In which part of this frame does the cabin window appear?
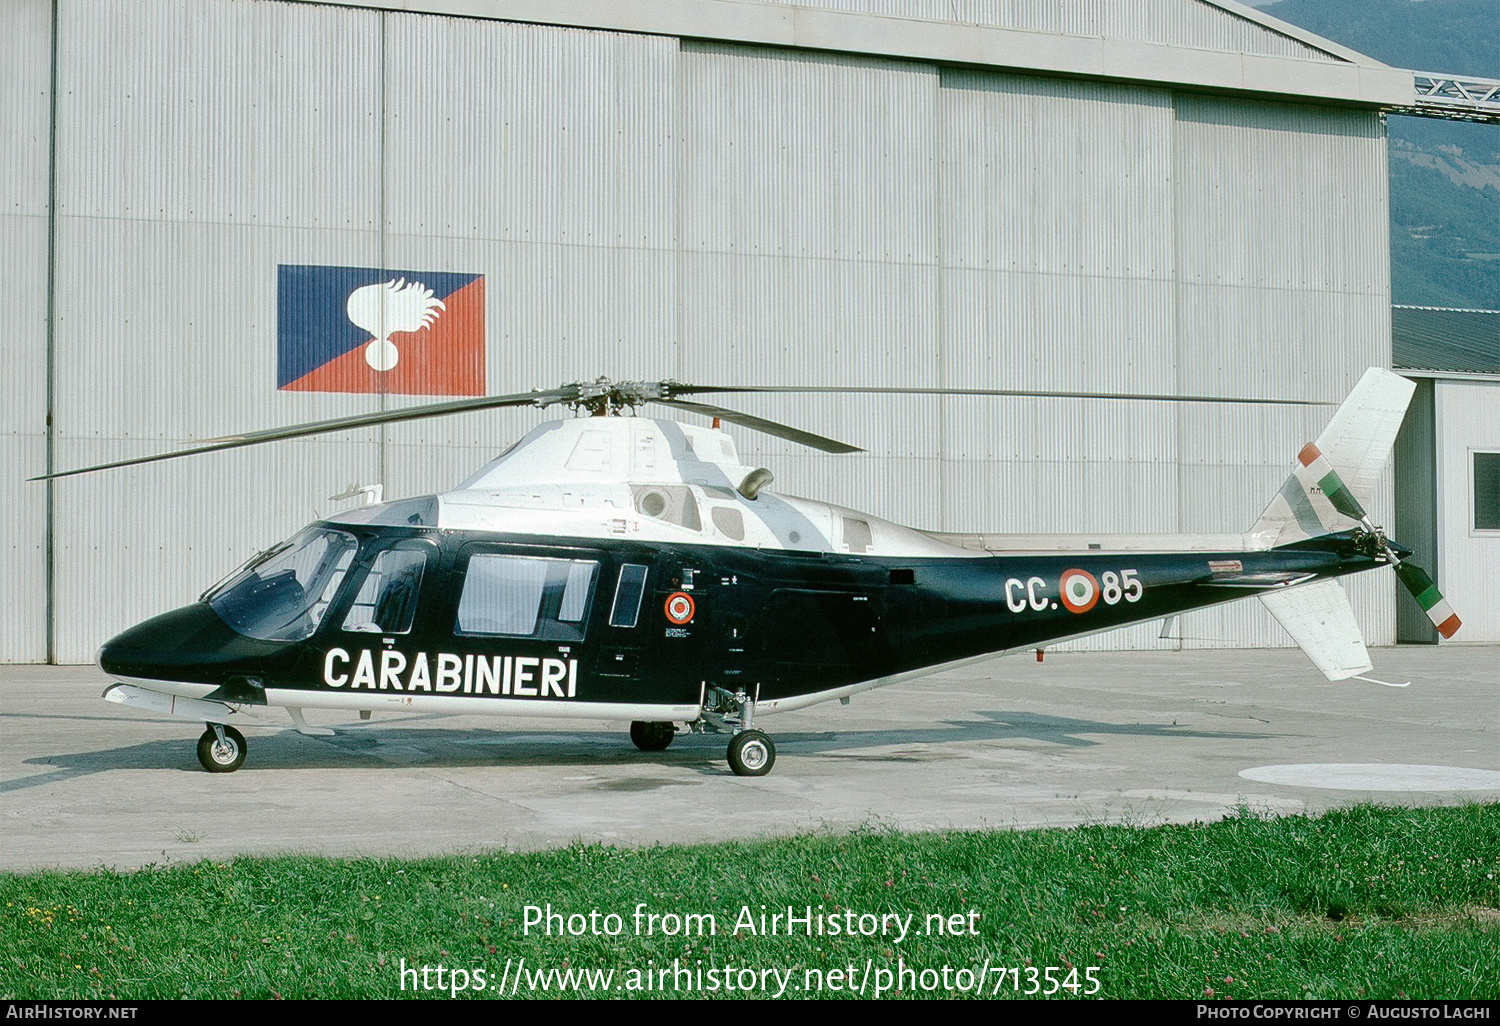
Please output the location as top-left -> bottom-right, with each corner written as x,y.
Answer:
343,546 -> 428,634
457,555 -> 599,641
558,560 -> 595,622
208,526 -> 358,642
1476,452 -> 1500,531
609,564 -> 650,628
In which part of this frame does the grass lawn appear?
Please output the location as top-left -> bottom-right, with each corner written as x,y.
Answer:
2,803 -> 1496,999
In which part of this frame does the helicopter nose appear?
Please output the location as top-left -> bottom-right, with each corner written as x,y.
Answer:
97,603 -> 263,682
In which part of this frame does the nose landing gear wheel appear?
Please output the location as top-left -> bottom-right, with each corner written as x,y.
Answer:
630,721 -> 677,752
197,725 -> 246,773
727,730 -> 775,777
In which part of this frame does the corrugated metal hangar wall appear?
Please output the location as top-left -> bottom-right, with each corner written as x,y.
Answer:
3,0 -> 1398,663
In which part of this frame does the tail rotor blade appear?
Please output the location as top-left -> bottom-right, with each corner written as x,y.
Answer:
1297,443 -> 1368,523
1301,438 -> 1461,640
1393,560 -> 1462,639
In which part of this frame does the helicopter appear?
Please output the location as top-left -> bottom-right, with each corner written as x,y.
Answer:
40,369 -> 1459,776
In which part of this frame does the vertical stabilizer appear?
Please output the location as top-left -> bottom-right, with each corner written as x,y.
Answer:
1250,368 -> 1415,547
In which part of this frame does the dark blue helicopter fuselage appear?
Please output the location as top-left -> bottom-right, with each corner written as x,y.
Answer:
99,524 -> 1393,713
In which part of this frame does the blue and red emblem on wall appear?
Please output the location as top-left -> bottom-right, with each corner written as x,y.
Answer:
277,265 -> 486,395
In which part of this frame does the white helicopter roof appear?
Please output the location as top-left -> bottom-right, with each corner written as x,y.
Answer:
457,415 -> 750,490
328,416 -> 968,558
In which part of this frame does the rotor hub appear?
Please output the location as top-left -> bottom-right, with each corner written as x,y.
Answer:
1350,525 -> 1392,560
565,378 -> 671,417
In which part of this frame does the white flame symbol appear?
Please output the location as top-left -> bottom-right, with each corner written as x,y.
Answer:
345,278 -> 445,372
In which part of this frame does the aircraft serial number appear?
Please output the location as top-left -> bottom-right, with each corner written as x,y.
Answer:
1004,569 -> 1143,615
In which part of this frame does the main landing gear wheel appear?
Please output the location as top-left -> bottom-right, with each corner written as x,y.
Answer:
197,725 -> 246,773
727,730 -> 775,777
629,720 -> 676,752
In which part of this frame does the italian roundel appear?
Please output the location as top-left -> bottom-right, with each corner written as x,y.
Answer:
664,592 -> 695,625
1059,569 -> 1100,614
277,265 -> 486,395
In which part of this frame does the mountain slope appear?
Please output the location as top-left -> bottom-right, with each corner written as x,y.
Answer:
1261,0 -> 1499,308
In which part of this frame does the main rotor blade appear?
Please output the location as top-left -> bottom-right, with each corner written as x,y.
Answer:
651,398 -> 865,454
32,387 -> 579,481
665,384 -> 1337,406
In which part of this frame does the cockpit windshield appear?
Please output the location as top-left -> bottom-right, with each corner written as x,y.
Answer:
207,527 -> 358,642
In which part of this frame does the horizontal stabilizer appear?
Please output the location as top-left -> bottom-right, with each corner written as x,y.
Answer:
1201,571 -> 1316,589
1258,579 -> 1372,681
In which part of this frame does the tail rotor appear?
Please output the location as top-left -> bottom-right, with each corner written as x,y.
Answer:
1297,442 -> 1461,639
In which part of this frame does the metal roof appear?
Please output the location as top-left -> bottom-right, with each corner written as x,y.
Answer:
1392,306 -> 1500,376
308,0 -> 1415,108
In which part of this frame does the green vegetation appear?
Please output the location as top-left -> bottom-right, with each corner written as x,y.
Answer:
2,804 -> 1497,999
1391,156 -> 1500,309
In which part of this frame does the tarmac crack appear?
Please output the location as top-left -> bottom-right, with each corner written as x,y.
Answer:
416,769 -> 531,807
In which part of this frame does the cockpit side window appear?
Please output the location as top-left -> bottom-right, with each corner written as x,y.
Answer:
456,554 -> 599,642
342,545 -> 429,635
208,527 -> 358,642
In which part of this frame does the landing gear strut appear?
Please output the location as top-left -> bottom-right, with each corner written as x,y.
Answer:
692,686 -> 777,776
197,723 -> 246,773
